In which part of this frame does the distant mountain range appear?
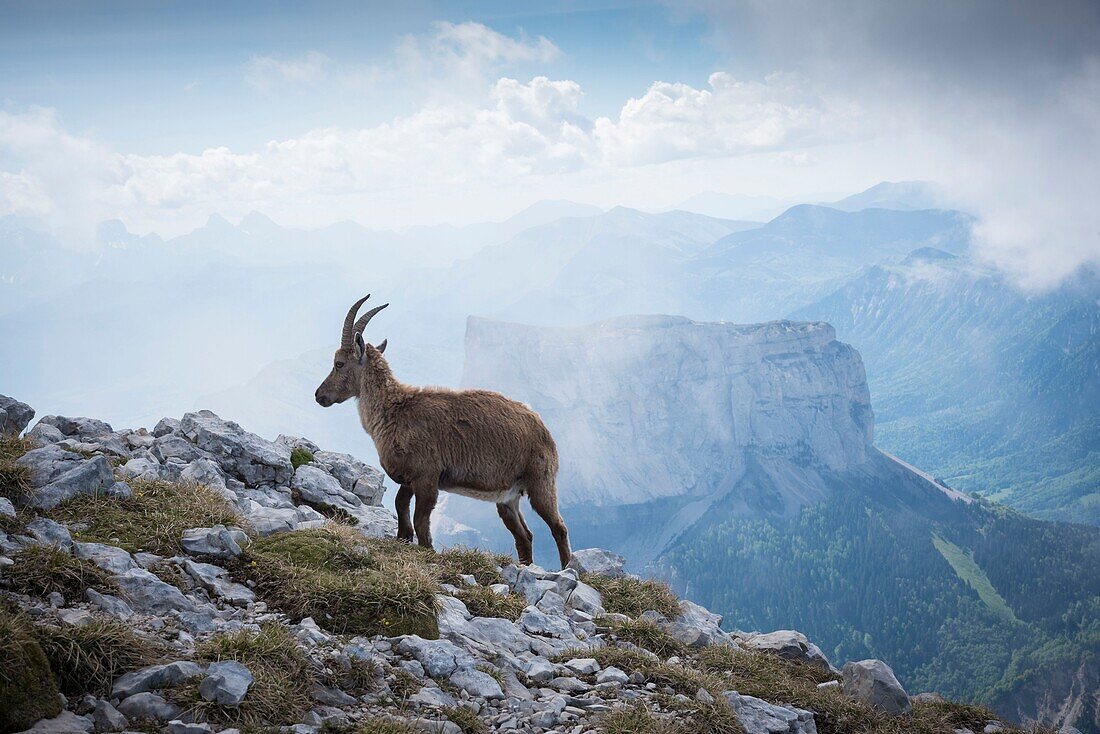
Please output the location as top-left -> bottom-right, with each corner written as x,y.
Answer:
1,180 -> 1095,531
792,249 -> 1100,525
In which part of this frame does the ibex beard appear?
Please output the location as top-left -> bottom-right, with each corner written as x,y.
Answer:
314,294 -> 572,569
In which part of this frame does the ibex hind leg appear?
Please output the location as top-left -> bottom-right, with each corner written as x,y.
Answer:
497,499 -> 533,565
395,485 -> 414,542
527,483 -> 571,570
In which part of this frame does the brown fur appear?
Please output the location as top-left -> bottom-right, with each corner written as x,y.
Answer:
315,322 -> 571,568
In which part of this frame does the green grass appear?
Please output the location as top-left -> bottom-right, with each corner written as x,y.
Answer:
170,623 -> 314,727
5,545 -> 117,602
34,618 -> 164,696
0,606 -> 62,733
581,573 -> 681,618
48,479 -> 243,555
932,534 -> 1019,623
235,529 -> 440,637
290,447 -> 314,470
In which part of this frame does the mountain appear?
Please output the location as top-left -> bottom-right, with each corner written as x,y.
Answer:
827,181 -> 951,212
791,250 -> 1100,525
676,190 -> 794,221
460,314 -> 1100,733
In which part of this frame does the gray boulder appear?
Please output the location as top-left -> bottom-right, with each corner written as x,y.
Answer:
153,417 -> 181,437
744,630 -> 834,672
724,690 -> 818,734
842,659 -> 911,715
199,661 -> 254,707
74,542 -> 139,574
152,434 -> 206,464
113,568 -> 205,615
15,710 -> 94,733
91,699 -> 129,732
448,667 -> 505,699
0,496 -> 15,518
291,465 -> 362,512
16,446 -> 127,509
180,410 -> 292,487
25,517 -> 73,550
117,457 -> 169,483
116,692 -> 181,721
179,558 -> 255,605
112,661 -> 205,698
395,636 -> 475,678
86,588 -> 136,620
180,524 -> 247,558
567,548 -> 626,577
312,450 -> 386,505
0,394 -> 34,436
38,415 -> 113,439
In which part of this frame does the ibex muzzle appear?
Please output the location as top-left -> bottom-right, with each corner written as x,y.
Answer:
314,294 -> 572,569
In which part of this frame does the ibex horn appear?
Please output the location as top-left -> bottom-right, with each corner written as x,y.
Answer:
342,294 -> 372,347
353,302 -> 389,337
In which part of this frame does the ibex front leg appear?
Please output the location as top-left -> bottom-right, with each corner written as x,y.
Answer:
413,486 -> 438,550
395,485 -> 414,542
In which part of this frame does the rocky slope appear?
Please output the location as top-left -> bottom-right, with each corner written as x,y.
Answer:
0,395 -> 1045,734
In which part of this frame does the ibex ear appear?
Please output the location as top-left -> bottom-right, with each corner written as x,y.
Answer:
354,332 -> 366,364
376,339 -> 387,354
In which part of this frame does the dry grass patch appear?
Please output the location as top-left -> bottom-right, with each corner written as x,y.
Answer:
48,478 -> 241,555
0,606 -> 62,733
0,435 -> 34,504
322,719 -> 420,734
454,585 -> 527,620
599,701 -> 743,734
5,545 -> 117,602
35,617 -> 165,696
445,706 -> 488,734
604,617 -> 687,659
437,545 -> 510,586
170,623 -> 313,728
237,529 -> 440,637
582,573 -> 680,618
386,666 -> 423,700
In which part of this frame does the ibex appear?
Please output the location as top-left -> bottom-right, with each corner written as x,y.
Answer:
314,295 -> 572,569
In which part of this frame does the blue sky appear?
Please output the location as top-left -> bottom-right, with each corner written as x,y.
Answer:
1,0 -> 1098,287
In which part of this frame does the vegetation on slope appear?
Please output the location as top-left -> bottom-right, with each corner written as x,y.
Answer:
660,484 -> 1100,718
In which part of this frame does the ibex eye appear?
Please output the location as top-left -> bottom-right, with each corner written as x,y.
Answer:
335,361 -> 345,368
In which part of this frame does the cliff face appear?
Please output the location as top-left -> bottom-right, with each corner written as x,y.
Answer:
462,315 -> 874,510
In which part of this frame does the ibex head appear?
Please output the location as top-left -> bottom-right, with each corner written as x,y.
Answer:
315,294 -> 388,407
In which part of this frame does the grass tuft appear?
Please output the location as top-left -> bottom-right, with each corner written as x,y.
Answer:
34,617 -> 164,696
48,478 -> 242,555
599,703 -> 682,734
605,618 -> 687,659
290,447 -> 314,470
454,585 -> 527,620
0,606 -> 62,732
236,529 -> 440,637
386,666 -> 423,701
0,435 -> 34,504
582,573 -> 680,618
445,706 -> 488,734
5,545 -> 117,602
170,623 -> 313,727
437,545 -> 508,586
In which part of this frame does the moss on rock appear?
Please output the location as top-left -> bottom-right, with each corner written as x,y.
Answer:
0,607 -> 62,734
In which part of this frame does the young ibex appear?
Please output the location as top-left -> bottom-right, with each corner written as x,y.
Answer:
314,294 -> 572,569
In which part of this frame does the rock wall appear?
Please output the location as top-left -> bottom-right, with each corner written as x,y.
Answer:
462,315 -> 874,510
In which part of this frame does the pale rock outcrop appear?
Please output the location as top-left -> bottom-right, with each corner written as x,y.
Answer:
842,659 -> 912,715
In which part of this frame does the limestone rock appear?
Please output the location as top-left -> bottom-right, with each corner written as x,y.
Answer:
745,630 -> 834,672
842,659 -> 911,716
180,410 -> 292,486
0,394 -> 34,436
199,661 -> 254,707
567,548 -> 626,578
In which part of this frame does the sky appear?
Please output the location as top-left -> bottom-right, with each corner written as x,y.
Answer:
1,0 -> 1098,287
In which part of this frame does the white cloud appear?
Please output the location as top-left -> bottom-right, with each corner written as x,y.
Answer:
244,51 -> 332,91
0,71 -> 855,238
395,21 -> 561,92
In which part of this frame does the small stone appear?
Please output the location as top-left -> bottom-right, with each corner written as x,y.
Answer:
117,692 -> 182,721
596,666 -> 628,685
842,659 -> 911,716
180,524 -> 247,558
564,658 -> 599,676
566,548 -> 626,577
166,721 -> 213,734
199,660 -> 254,707
92,699 -> 129,732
